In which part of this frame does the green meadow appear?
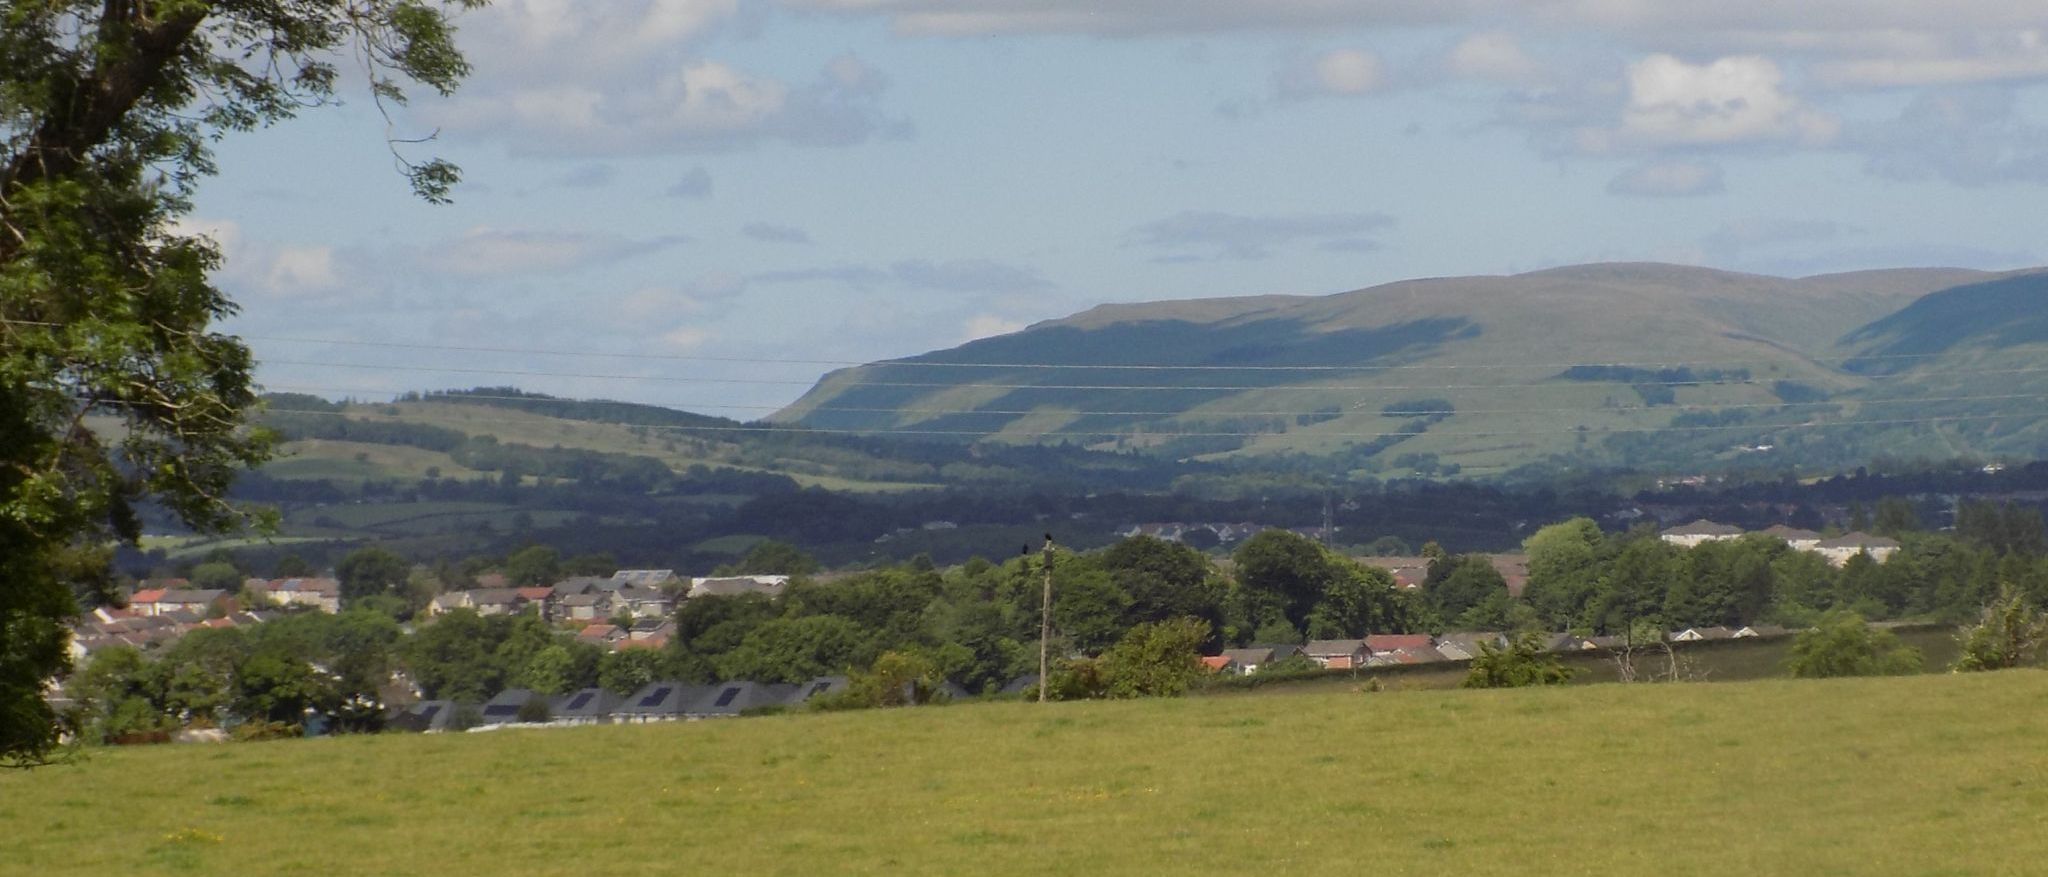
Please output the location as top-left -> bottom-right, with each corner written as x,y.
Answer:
7,671 -> 2048,876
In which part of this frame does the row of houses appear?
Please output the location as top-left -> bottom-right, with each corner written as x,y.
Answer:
1207,625 -> 1795,676
1660,520 -> 1900,565
426,571 -> 792,622
68,606 -> 285,662
390,673 -> 1044,732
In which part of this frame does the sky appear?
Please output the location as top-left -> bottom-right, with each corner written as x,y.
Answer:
193,0 -> 2048,418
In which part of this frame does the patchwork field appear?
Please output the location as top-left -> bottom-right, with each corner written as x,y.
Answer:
7,671 -> 2048,876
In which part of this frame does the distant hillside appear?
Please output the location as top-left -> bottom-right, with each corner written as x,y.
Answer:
775,263 -> 2048,476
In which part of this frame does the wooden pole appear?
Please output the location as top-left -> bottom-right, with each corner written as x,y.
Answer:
1038,534 -> 1054,703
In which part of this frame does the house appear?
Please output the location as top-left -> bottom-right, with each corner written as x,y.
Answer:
1761,525 -> 1823,551
255,577 -> 342,613
1303,639 -> 1369,670
427,591 -> 473,615
628,619 -> 674,642
687,575 -> 790,599
129,588 -> 229,618
1219,644 -> 1303,675
613,681 -> 707,723
1671,626 -> 1736,642
1733,624 -> 1791,639
559,592 -> 614,622
515,587 -> 555,617
388,700 -> 466,733
1660,520 -> 1745,547
786,676 -> 849,707
549,688 -> 623,726
1389,645 -> 1449,664
686,681 -> 798,718
1354,556 -> 1432,590
611,569 -> 677,589
1433,632 -> 1508,661
576,624 -> 627,647
466,588 -> 526,617
616,585 -> 675,619
477,688 -> 544,726
550,576 -> 610,596
1815,533 -> 1901,566
1199,655 -> 1236,674
1364,633 -> 1434,655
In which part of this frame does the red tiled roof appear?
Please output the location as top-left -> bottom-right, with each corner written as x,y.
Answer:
1199,655 -> 1232,671
1365,634 -> 1434,652
516,587 -> 554,601
130,589 -> 167,604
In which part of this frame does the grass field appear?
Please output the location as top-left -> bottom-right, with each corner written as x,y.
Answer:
7,671 -> 2048,875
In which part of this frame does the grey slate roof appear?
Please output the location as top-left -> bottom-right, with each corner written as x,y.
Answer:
550,688 -> 623,720
614,681 -> 710,719
687,681 -> 799,717
479,688 -> 542,724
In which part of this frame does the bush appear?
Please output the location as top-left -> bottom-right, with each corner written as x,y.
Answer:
1785,611 -> 1923,678
1952,586 -> 2048,672
1462,633 -> 1577,688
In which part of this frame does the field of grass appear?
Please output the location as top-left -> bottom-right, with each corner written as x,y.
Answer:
7,671 -> 2048,875
264,440 -> 485,483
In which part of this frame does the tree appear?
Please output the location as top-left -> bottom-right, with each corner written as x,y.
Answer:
1784,611 -> 1923,679
1305,565 -> 1414,639
816,651 -> 944,710
717,540 -> 818,576
598,649 -> 665,695
336,547 -> 409,603
1952,585 -> 2048,672
1462,633 -> 1578,689
0,0 -> 478,765
1232,529 -> 1333,630
715,616 -> 873,684
1098,618 -> 1209,698
503,545 -> 561,587
189,560 -> 244,592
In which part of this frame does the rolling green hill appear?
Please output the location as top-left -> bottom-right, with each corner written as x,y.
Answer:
776,263 -> 2048,476
7,671 -> 2047,876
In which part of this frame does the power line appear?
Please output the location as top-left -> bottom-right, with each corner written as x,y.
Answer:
2,317 -> 2020,372
247,403 -> 2039,441
256,383 -> 2048,420
257,357 -> 2048,392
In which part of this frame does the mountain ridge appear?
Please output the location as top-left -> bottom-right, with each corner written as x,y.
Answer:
775,262 -> 2048,476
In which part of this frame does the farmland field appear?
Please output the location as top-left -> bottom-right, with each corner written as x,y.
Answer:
6,671 -> 2047,876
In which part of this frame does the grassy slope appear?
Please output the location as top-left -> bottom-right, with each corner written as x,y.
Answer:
269,401 -> 940,493
8,671 -> 2048,876
777,263 -> 2038,471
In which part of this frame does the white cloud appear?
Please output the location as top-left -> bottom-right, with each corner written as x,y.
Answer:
1128,210 -> 1397,261
1313,49 -> 1384,95
263,246 -> 342,295
1576,54 -> 1838,152
422,228 -> 687,277
434,1 -> 905,156
1447,31 -> 1544,84
1607,159 -> 1725,196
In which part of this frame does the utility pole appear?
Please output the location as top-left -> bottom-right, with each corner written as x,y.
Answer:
1038,533 -> 1055,703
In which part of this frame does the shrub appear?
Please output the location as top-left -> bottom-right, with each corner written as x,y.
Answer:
1785,611 -> 1923,678
1462,633 -> 1577,688
1952,586 -> 2048,672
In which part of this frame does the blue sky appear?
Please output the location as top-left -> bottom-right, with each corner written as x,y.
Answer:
195,0 -> 2048,417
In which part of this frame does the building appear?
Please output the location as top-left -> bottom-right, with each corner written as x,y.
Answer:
1302,639 -> 1369,670
1814,533 -> 1901,567
1659,520 -> 1745,547
253,578 -> 342,613
688,575 -> 790,599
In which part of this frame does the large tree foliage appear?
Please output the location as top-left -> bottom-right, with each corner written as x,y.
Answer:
0,0 -> 478,765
